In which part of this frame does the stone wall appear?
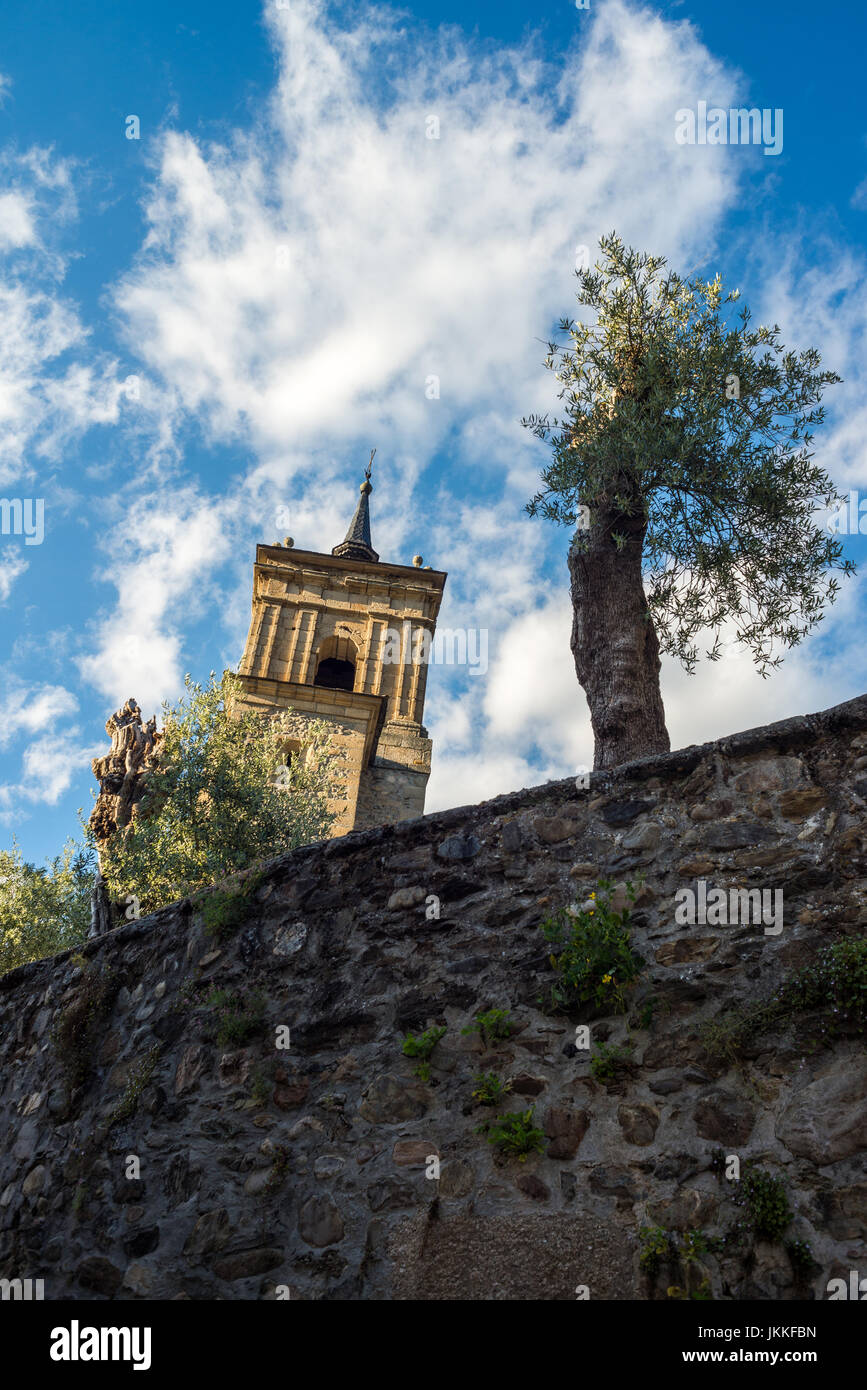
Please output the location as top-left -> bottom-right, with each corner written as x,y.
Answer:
2,695 -> 867,1301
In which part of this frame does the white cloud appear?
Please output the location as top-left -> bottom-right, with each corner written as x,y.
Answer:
0,674 -> 97,821
18,730 -> 102,806
482,594 -> 588,756
743,237 -> 867,494
0,549 -> 27,602
0,192 -> 35,250
0,148 -> 124,489
662,567 -> 867,750
428,744 -> 556,814
112,0 -> 743,466
77,489 -> 238,714
0,679 -> 78,747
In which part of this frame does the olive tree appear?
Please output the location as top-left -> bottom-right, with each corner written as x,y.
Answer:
0,839 -> 94,977
91,672 -> 338,914
523,233 -> 851,768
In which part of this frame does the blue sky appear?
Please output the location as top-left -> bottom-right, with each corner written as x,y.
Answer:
2,0 -> 866,868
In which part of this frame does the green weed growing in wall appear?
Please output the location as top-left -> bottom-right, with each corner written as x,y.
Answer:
401,1026 -> 446,1081
589,1037 -> 635,1086
461,1008 -> 514,1047
108,1044 -> 161,1128
701,936 -> 867,1061
197,879 -> 260,944
206,988 -> 266,1047
480,1107 -> 545,1161
786,1238 -> 819,1278
471,1072 -> 513,1106
638,1225 -> 674,1275
733,1165 -> 792,1241
540,879 -> 642,1015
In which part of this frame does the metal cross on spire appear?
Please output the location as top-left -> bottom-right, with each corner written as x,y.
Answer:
331,449 -> 380,563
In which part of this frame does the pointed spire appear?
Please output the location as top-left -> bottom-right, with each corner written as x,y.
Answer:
332,449 -> 380,563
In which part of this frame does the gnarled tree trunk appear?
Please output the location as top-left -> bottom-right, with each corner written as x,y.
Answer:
88,873 -> 113,939
88,698 -> 162,933
569,501 -> 670,769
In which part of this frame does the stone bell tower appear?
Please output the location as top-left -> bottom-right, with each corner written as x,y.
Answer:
234,454 -> 447,836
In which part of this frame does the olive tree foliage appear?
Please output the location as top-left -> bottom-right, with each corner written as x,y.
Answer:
523,233 -> 852,678
89,672 -> 339,914
0,839 -> 94,977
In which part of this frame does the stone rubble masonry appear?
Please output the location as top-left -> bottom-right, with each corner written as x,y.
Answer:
3,692 -> 867,1300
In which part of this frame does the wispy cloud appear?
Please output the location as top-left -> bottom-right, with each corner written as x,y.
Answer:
0,550 -> 28,602
0,146 -> 125,497
0,678 -> 78,747
13,730 -> 103,808
0,676 -> 96,824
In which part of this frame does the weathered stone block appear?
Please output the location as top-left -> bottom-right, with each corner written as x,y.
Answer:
694,1089 -> 756,1146
213,1247 -> 285,1279
601,800 -> 654,827
617,1103 -> 659,1146
75,1257 -> 123,1297
544,1106 -> 589,1159
184,1209 -> 233,1260
534,817 -> 576,844
174,1044 -> 210,1096
778,787 -> 827,819
359,1073 -> 429,1123
387,886 -> 427,910
391,1140 -> 435,1167
299,1194 -> 345,1247
622,821 -> 661,852
436,834 -> 482,861
776,1057 -> 867,1163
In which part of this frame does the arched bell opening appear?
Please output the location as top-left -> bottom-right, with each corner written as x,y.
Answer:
313,634 -> 358,692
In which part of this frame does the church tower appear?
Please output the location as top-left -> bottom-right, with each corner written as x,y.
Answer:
234,456 -> 447,836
